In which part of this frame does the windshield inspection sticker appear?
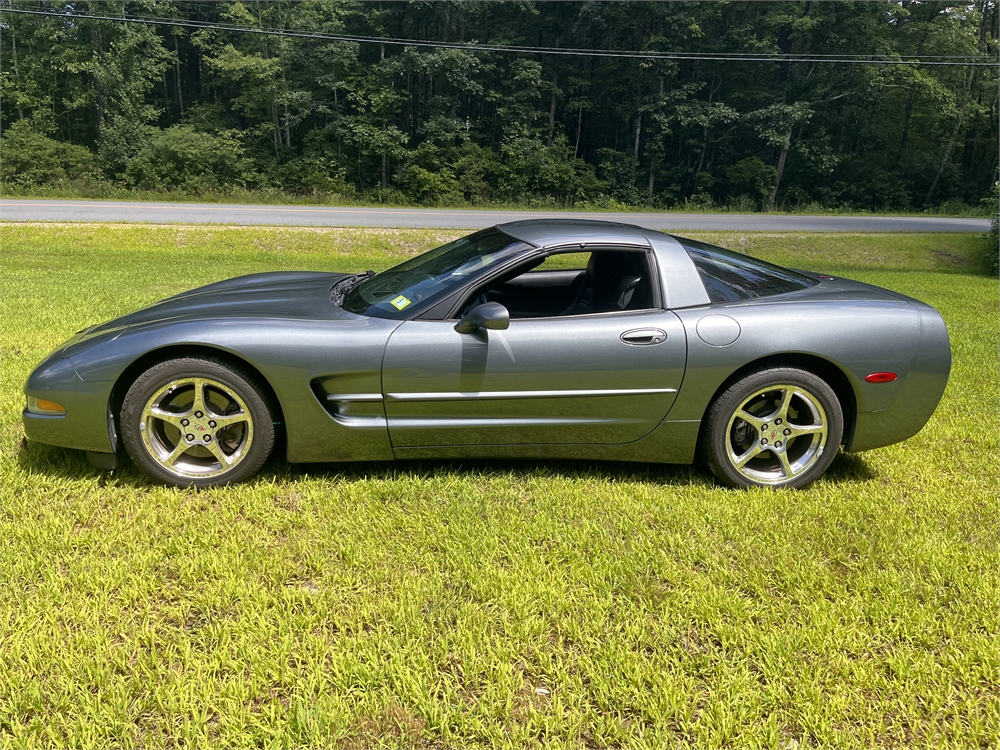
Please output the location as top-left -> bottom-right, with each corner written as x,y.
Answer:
389,295 -> 412,310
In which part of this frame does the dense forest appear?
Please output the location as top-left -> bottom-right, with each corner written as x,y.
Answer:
1,1 -> 997,211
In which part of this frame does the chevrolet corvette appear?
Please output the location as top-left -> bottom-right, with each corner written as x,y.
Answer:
23,220 -> 951,489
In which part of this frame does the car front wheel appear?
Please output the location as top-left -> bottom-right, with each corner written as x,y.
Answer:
120,357 -> 275,488
701,366 -> 843,489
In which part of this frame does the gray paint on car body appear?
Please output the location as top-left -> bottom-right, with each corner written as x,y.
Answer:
22,219 -> 951,472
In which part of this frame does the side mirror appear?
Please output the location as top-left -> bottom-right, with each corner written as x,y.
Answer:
455,302 -> 510,333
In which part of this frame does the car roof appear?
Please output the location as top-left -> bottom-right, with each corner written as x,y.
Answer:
496,219 -> 658,248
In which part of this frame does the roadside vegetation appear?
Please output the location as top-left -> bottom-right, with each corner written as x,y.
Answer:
2,2 -> 997,213
1,223 -> 997,748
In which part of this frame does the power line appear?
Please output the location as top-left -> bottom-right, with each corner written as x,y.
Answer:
1,6 -> 997,67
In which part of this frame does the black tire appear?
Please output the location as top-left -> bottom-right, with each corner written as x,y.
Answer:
120,357 -> 275,488
701,366 -> 844,489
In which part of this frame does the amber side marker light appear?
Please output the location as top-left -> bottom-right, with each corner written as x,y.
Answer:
865,372 -> 898,384
27,396 -> 66,415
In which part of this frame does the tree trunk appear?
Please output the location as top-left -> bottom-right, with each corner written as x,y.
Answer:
632,107 -> 641,182
547,39 -> 560,147
694,140 -> 707,182
895,28 -> 931,165
271,101 -> 280,159
379,40 -> 387,189
90,28 -> 106,148
895,87 -> 918,165
173,34 -> 184,115
284,102 -> 291,148
925,67 -> 974,204
574,105 -> 583,159
648,155 -> 655,200
547,74 -> 558,148
12,31 -> 24,120
768,126 -> 793,210
693,75 -> 718,184
381,121 -> 388,190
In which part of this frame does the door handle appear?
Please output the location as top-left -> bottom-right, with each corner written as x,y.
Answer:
621,328 -> 667,346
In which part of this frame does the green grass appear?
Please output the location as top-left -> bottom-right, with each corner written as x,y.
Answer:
1,224 -> 997,748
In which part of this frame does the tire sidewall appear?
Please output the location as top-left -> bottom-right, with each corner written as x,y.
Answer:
121,357 -> 275,488
704,367 -> 844,489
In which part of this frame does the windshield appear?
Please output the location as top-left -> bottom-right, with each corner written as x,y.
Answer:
342,227 -> 531,318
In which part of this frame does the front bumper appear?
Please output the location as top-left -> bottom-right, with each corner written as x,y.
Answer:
22,352 -> 117,454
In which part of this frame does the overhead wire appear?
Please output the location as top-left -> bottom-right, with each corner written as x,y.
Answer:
1,5 -> 997,66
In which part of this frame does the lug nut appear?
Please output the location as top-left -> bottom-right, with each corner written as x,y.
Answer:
180,418 -> 190,427
761,438 -> 768,445
775,441 -> 782,448
194,410 -> 204,418
776,418 -> 783,425
783,428 -> 791,436
203,435 -> 212,443
185,433 -> 194,441
208,420 -> 217,428
762,423 -> 768,430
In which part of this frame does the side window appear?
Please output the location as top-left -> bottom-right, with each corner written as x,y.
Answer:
461,248 -> 656,319
679,237 -> 818,303
531,251 -> 590,272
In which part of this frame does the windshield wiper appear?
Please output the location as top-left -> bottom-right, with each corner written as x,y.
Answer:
330,270 -> 374,306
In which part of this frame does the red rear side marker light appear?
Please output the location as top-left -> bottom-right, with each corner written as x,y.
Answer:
865,372 -> 898,383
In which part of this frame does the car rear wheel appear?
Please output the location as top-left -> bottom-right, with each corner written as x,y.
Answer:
120,357 -> 275,488
701,367 -> 843,489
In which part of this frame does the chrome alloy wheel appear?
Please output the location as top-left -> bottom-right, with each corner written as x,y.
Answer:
725,384 -> 829,485
138,377 -> 255,479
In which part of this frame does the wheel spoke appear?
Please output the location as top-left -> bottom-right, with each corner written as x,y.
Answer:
211,412 -> 248,429
789,423 -> 826,438
148,407 -> 187,428
204,438 -> 233,467
190,379 -> 209,415
775,448 -> 794,478
734,442 -> 765,468
774,387 -> 795,422
736,409 -> 766,430
162,441 -> 190,467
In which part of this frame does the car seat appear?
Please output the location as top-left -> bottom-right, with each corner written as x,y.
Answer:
570,251 -> 652,314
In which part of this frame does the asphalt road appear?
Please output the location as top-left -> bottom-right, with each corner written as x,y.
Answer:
0,198 -> 990,232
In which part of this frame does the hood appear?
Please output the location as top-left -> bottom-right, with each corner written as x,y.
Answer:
92,271 -> 355,333
60,272 -> 357,357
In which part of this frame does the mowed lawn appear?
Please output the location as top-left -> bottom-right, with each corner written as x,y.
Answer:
1,224 -> 997,749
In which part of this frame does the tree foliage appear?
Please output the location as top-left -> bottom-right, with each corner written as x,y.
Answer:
1,0 -> 997,210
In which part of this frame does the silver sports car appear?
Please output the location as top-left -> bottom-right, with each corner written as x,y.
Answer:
23,220 -> 951,489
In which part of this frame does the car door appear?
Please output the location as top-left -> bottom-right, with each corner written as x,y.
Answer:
381,247 -> 687,449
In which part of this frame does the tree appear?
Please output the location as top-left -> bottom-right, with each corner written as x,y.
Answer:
0,0 -> 995,210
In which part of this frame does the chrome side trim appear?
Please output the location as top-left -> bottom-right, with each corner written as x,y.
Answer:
331,415 -> 388,428
386,388 -> 677,402
325,393 -> 384,402
388,417 -> 643,429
